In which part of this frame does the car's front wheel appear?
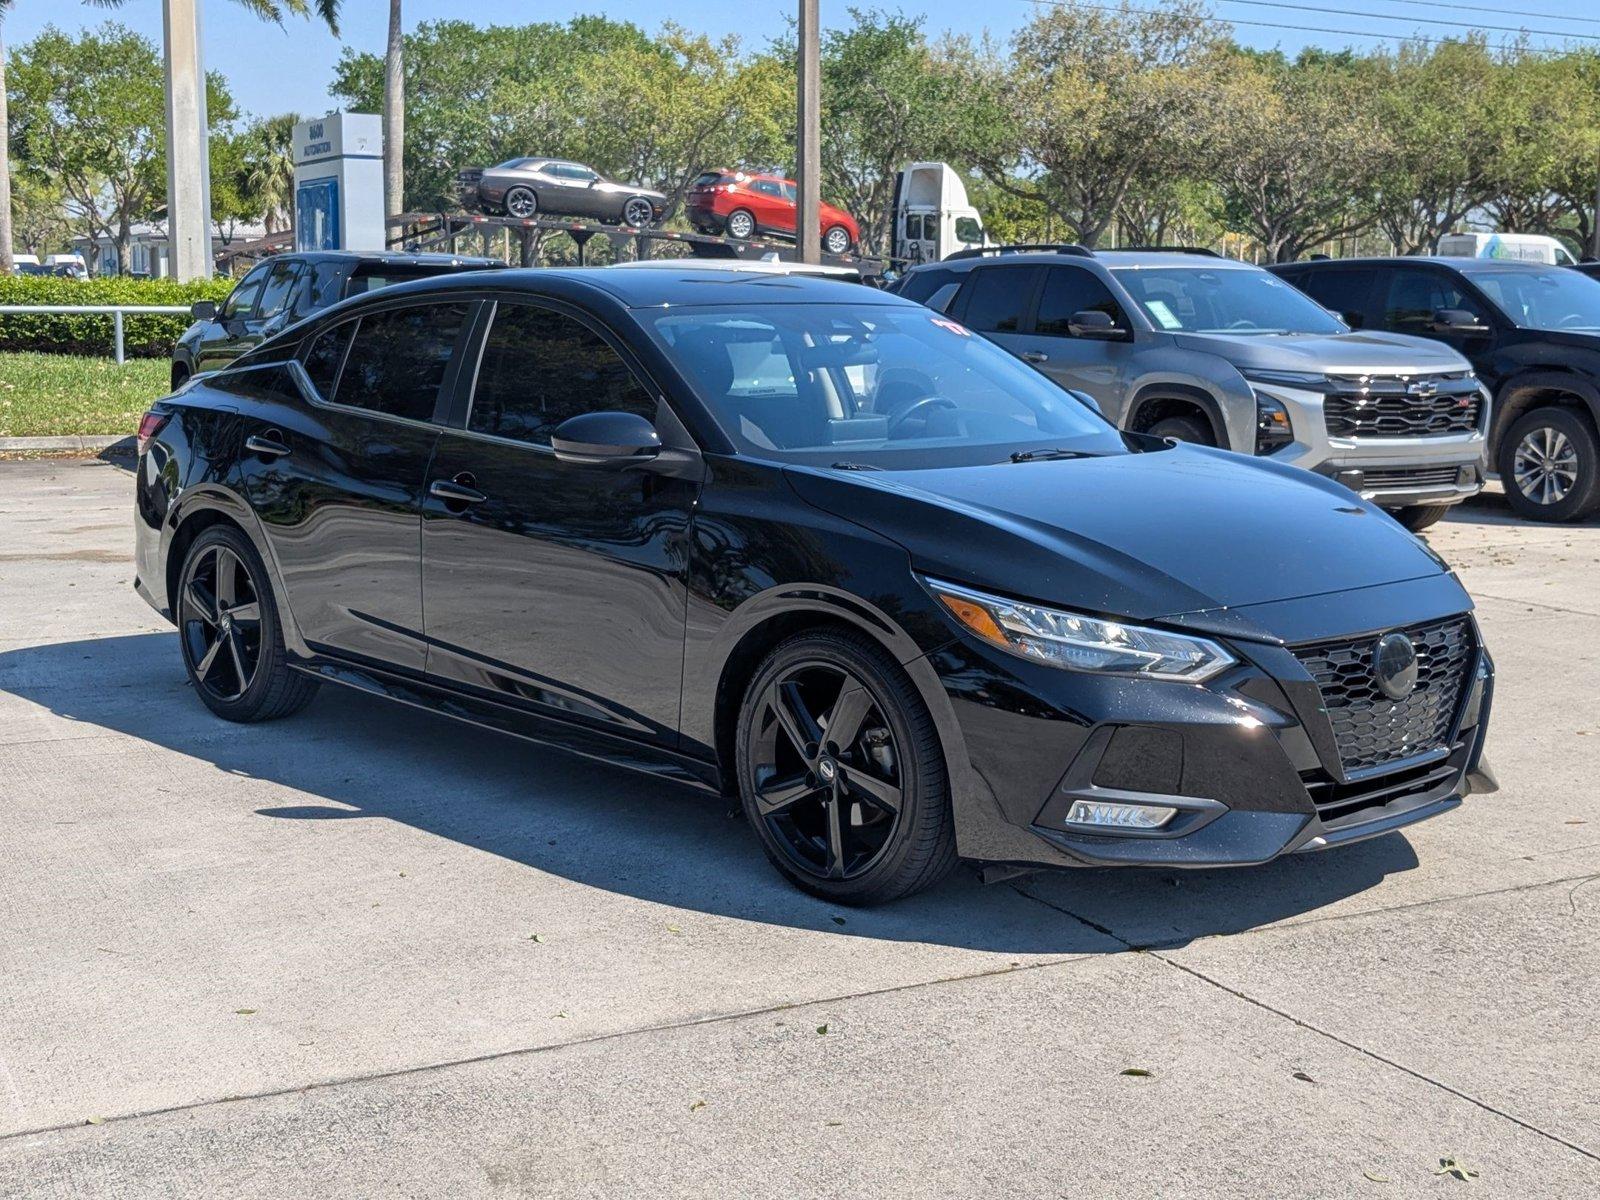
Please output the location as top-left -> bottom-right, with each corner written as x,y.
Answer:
735,629 -> 957,905
177,525 -> 318,722
1147,414 -> 1215,446
621,197 -> 655,229
1498,406 -> 1600,521
504,186 -> 538,220
1391,504 -> 1451,532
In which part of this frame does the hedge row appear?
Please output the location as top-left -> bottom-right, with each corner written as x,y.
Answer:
0,276 -> 236,358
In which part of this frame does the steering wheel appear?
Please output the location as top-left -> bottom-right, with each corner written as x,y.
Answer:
887,394 -> 958,435
1225,319 -> 1259,330
1557,312 -> 1589,329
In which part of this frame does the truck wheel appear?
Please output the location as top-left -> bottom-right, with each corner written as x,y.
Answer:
1497,406 -> 1600,521
1391,504 -> 1451,532
505,187 -> 538,220
1148,414 -> 1215,446
726,209 -> 756,240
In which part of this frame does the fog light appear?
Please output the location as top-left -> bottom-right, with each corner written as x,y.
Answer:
1064,800 -> 1177,830
1457,464 -> 1477,487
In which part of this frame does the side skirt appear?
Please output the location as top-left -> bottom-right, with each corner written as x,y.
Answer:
291,656 -> 723,796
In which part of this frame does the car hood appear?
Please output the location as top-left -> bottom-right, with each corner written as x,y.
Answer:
1173,330 -> 1471,375
785,444 -> 1455,639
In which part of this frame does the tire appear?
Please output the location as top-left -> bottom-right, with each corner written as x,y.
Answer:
725,208 -> 757,240
621,196 -> 655,230
735,629 -> 957,905
1147,414 -> 1215,446
176,524 -> 318,723
1391,504 -> 1451,532
1497,406 -> 1600,522
823,225 -> 854,256
504,186 -> 538,220
171,363 -> 190,391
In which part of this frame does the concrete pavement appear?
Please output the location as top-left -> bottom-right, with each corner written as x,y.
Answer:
0,458 -> 1595,1197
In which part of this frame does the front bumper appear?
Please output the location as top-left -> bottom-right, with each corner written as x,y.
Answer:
929,588 -> 1495,871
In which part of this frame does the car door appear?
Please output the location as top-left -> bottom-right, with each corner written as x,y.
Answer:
751,179 -> 794,236
1010,265 -> 1137,419
543,163 -> 597,218
196,262 -> 271,374
950,265 -> 1045,355
1376,265 -> 1497,358
236,300 -> 476,673
419,297 -> 700,749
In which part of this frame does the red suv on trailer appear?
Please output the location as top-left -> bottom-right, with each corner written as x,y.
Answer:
686,170 -> 861,256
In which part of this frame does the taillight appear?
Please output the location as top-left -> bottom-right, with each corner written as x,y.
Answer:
136,411 -> 169,455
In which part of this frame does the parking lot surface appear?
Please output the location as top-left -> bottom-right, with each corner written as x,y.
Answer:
1,456 -> 1596,1198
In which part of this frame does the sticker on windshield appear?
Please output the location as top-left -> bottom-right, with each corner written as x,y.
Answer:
1144,300 -> 1183,330
929,316 -> 971,337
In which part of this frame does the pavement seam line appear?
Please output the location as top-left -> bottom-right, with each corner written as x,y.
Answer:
1011,884 -> 1600,1165
1468,590 -> 1600,620
0,939 -> 1115,1145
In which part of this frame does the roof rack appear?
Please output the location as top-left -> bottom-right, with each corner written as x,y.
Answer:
944,243 -> 1094,261
1106,245 -> 1221,257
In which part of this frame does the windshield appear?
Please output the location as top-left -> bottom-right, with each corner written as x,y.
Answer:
645,303 -> 1123,468
1470,268 -> 1600,332
1111,266 -> 1346,335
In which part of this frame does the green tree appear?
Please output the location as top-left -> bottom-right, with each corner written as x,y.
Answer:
238,113 -> 303,234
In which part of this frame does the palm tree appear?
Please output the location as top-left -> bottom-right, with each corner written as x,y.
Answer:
0,0 -> 339,276
243,112 -> 302,233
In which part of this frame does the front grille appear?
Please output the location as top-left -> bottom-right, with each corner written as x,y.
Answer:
1302,751 -> 1461,827
1291,616 -> 1475,774
1359,465 -> 1462,491
1325,376 -> 1482,439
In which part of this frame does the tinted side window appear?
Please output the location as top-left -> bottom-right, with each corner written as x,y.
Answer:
896,267 -> 957,305
223,264 -> 270,320
302,320 -> 356,401
208,363 -> 306,405
958,266 -> 1041,333
296,261 -> 347,317
1289,268 -> 1378,328
1035,266 -> 1126,335
256,260 -> 301,320
1381,268 -> 1484,334
336,304 -> 470,422
468,303 -> 655,446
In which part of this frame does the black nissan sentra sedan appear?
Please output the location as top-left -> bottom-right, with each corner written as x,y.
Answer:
133,268 -> 1497,904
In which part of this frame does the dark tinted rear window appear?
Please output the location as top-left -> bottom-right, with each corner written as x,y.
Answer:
208,363 -> 305,405
896,267 -> 958,305
1285,267 -> 1380,328
335,304 -> 470,421
692,171 -> 732,186
958,266 -> 1041,333
302,320 -> 356,400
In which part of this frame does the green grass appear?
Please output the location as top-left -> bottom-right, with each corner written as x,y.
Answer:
0,352 -> 170,439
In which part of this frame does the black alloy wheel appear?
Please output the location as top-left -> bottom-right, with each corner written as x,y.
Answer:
505,186 -> 538,220
622,197 -> 655,229
177,526 -> 319,722
736,630 -> 956,904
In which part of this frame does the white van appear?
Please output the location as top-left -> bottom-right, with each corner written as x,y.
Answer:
1436,231 -> 1577,266
891,163 -> 989,264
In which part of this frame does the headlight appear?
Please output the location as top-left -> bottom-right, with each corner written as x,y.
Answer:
1240,369 -> 1330,389
923,578 -> 1235,682
1254,393 -> 1293,454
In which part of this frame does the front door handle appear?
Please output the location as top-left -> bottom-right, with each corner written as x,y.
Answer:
244,431 -> 290,458
429,474 -> 487,506
1020,350 -> 1049,364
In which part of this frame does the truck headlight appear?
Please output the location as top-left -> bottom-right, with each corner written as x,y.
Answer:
923,578 -> 1235,682
1254,394 -> 1294,454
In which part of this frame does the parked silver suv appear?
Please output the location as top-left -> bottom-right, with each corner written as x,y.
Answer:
893,247 -> 1489,530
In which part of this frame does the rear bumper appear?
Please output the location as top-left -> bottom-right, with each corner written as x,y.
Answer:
928,588 -> 1494,872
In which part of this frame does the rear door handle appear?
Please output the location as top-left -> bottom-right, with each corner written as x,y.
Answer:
429,474 -> 487,506
1020,351 -> 1049,364
244,432 -> 290,458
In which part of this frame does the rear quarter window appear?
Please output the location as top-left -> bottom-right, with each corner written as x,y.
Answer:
895,268 -> 958,305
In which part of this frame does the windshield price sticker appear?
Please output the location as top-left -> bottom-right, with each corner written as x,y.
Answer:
1144,300 -> 1184,330
930,317 -> 972,337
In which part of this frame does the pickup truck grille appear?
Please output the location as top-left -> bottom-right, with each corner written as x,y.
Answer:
1325,375 -> 1482,438
1291,616 -> 1475,775
1359,465 -> 1462,490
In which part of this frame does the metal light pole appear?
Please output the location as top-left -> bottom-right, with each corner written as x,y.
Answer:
162,0 -> 211,279
796,0 -> 821,264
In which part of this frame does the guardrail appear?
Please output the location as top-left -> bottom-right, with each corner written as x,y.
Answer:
0,304 -> 191,364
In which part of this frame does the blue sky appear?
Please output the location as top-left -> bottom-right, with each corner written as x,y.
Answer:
9,0 -> 1600,122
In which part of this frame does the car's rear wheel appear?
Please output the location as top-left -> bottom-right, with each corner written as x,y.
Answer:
1147,414 -> 1215,446
725,209 -> 757,240
171,363 -> 190,390
505,186 -> 538,220
735,630 -> 957,905
823,225 -> 853,256
1391,504 -> 1451,532
1498,406 -> 1600,521
621,197 -> 655,229
177,525 -> 318,722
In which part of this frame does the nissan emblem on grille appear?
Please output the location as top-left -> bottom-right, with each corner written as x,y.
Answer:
1373,632 -> 1418,700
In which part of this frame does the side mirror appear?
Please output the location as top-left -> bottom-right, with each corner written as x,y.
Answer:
1068,388 -> 1103,415
1430,308 -> 1489,335
1067,309 -> 1126,340
550,410 -> 662,467
191,300 -> 217,322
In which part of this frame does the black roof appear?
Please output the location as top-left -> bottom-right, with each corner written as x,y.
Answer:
1271,255 -> 1561,275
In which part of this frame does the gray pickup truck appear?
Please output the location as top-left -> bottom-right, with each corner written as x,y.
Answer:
893,247 -> 1489,530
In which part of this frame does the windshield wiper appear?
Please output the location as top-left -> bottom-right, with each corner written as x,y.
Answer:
830,461 -> 882,471
1007,448 -> 1101,463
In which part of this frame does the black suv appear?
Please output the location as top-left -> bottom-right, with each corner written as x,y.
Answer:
172,250 -> 502,389
1272,256 -> 1600,521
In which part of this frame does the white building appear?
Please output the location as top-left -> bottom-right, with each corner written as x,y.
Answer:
71,220 -> 268,278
